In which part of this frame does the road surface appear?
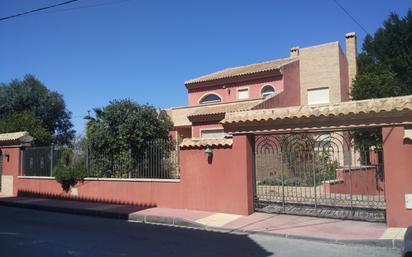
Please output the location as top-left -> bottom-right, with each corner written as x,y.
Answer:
0,206 -> 400,257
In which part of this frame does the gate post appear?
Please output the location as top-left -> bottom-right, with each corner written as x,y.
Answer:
251,134 -> 257,210
0,146 -> 23,196
232,133 -> 255,215
0,132 -> 33,196
382,126 -> 412,227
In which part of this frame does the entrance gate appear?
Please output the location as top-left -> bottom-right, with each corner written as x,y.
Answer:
253,131 -> 386,222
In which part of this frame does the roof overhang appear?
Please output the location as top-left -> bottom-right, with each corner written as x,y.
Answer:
221,96 -> 412,134
180,138 -> 233,149
0,131 -> 33,147
188,113 -> 226,123
185,69 -> 282,90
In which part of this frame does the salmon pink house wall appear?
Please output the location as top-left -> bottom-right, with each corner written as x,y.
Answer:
382,126 -> 412,227
281,60 -> 301,107
252,61 -> 300,110
187,76 -> 284,105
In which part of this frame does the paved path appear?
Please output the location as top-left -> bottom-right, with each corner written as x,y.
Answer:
0,196 -> 403,246
0,206 -> 401,257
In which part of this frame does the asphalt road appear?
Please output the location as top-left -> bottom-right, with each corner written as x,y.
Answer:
0,206 -> 401,257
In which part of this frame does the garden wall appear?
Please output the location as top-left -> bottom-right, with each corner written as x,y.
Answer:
323,167 -> 384,196
2,134 -> 254,216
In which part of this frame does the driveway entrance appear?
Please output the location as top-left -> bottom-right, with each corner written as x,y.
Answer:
253,131 -> 386,222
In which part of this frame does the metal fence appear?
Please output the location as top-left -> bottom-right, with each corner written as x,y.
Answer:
87,139 -> 180,179
21,146 -> 61,177
21,139 -> 180,179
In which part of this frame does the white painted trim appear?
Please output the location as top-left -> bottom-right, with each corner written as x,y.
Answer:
17,176 -> 181,183
18,176 -> 56,180
84,178 -> 181,183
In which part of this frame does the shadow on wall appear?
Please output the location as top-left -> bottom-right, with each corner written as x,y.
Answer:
17,190 -> 157,208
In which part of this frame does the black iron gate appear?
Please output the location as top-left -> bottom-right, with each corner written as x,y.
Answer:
253,132 -> 386,222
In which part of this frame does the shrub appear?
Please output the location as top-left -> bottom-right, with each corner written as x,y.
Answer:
53,149 -> 87,192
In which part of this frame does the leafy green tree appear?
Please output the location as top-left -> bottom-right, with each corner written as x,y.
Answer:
0,112 -> 53,146
351,10 -> 412,149
352,10 -> 412,100
0,74 -> 75,145
85,99 -> 173,177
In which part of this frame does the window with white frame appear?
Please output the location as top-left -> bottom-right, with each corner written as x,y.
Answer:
201,129 -> 228,139
307,87 -> 330,105
237,88 -> 249,100
261,85 -> 275,97
200,94 -> 222,104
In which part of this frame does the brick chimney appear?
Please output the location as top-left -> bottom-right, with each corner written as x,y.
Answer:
345,32 -> 357,92
290,46 -> 299,58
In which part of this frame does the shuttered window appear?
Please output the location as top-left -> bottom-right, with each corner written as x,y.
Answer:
307,88 -> 330,105
201,129 -> 227,139
237,88 -> 249,100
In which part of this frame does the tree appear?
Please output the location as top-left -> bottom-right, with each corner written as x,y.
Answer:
0,74 -> 75,145
351,10 -> 412,149
352,9 -> 412,100
86,99 -> 173,152
85,99 -> 173,177
0,112 -> 53,146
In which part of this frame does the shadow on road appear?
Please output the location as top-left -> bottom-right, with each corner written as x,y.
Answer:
0,205 -> 273,257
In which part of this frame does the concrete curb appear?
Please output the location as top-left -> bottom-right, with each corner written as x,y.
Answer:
0,199 -> 205,230
0,199 -> 401,249
203,226 -> 403,249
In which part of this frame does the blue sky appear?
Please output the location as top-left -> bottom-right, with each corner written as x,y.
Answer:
0,0 -> 410,134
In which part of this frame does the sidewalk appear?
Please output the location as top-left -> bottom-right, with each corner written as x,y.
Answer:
0,195 -> 404,249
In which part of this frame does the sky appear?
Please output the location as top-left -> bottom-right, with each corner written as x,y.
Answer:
0,0 -> 410,134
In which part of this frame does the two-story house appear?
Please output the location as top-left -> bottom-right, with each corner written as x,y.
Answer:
167,33 -> 357,142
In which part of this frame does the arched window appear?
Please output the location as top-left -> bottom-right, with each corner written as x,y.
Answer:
261,85 -> 275,97
200,94 -> 222,104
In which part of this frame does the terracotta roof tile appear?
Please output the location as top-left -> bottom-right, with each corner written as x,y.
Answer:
167,99 -> 263,126
222,96 -> 412,124
185,57 -> 296,85
0,131 -> 33,143
179,138 -> 233,148
188,99 -> 262,118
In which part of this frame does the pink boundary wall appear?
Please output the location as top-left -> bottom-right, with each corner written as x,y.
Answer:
4,127 -> 412,226
382,126 -> 412,227
323,167 -> 384,196
3,134 -> 254,216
